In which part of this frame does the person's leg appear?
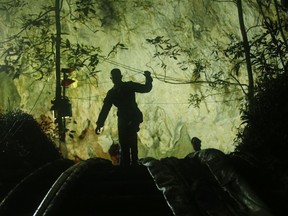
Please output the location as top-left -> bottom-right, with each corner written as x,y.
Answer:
130,131 -> 138,165
118,126 -> 130,166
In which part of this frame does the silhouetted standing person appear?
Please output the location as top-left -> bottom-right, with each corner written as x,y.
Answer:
95,68 -> 153,166
191,137 -> 201,151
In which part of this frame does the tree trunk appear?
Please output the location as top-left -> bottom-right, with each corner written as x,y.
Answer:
236,0 -> 254,110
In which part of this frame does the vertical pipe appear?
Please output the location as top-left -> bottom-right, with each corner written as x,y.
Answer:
55,0 -> 65,141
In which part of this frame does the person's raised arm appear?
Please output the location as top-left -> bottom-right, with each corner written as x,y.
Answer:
131,71 -> 153,93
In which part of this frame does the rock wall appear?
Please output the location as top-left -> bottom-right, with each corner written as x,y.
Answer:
0,0 -> 260,160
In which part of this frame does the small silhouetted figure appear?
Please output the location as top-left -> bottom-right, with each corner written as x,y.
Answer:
95,68 -> 153,166
191,137 -> 201,151
108,143 -> 120,165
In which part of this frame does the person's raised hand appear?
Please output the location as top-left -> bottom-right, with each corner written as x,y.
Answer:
144,71 -> 151,77
95,126 -> 103,135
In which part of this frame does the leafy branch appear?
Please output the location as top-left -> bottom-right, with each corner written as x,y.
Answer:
146,35 -> 246,107
0,0 -> 104,81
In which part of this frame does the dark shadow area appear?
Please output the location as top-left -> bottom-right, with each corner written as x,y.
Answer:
143,149 -> 275,216
0,159 -> 74,216
33,158 -> 173,216
140,72 -> 288,216
0,111 -> 62,201
0,111 -> 173,216
0,72 -> 287,216
231,72 -> 288,216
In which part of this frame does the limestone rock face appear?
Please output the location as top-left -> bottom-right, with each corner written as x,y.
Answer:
0,0 -> 259,160
0,73 -> 21,111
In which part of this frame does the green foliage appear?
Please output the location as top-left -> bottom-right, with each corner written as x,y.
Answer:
146,36 -> 243,107
74,0 -> 97,22
233,0 -> 288,169
0,0 -> 27,14
0,0 -> 103,80
188,93 -> 203,108
1,3 -> 55,79
62,39 -> 101,72
225,1 -> 288,82
224,34 -> 245,77
107,42 -> 128,58
146,36 -> 181,72
146,36 -> 209,79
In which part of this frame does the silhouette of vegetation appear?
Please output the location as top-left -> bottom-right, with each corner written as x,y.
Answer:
0,0 -> 129,140
146,36 -> 243,108
230,1 -> 288,212
229,0 -> 288,163
233,0 -> 288,156
225,0 -> 288,107
147,1 -> 288,109
0,0 -> 123,82
0,110 -> 61,200
0,110 -> 61,164
235,72 -> 288,165
231,72 -> 288,215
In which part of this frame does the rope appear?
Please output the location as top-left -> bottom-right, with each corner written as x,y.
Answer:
98,56 -> 196,84
29,80 -> 48,114
98,56 -> 244,86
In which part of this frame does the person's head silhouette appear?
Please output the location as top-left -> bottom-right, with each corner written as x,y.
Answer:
191,137 -> 201,151
110,68 -> 122,84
